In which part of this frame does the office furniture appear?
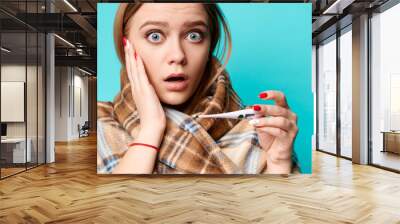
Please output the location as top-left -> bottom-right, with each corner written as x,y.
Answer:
78,121 -> 90,138
381,131 -> 400,154
0,138 -> 32,164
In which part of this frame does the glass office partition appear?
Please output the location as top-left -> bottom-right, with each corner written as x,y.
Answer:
317,35 -> 337,155
0,0 -> 46,179
1,24 -> 28,178
27,31 -> 38,169
26,0 -> 45,169
38,31 -> 45,165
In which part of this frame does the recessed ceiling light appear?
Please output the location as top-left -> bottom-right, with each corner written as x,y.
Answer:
322,0 -> 354,15
63,0 -> 78,12
1,47 -> 11,53
78,67 -> 93,76
54,34 -> 75,48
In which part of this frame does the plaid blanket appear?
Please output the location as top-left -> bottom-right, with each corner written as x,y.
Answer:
97,58 -> 272,174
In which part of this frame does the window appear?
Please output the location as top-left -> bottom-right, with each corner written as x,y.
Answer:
317,35 -> 337,154
370,2 -> 400,171
339,27 -> 352,158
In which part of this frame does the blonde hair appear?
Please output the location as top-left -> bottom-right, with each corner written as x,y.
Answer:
113,3 -> 233,113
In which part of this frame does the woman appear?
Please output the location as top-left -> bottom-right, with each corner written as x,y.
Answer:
97,3 -> 298,174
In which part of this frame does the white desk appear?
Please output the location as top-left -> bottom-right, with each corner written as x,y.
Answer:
1,138 -> 31,163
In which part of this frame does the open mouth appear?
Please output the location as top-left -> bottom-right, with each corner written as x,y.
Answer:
165,76 -> 186,82
164,73 -> 189,91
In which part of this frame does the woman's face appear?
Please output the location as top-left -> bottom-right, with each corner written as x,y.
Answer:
125,3 -> 211,106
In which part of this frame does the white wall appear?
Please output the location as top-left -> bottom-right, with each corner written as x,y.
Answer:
1,65 -> 39,138
54,67 -> 89,141
72,73 -> 89,138
1,64 -> 46,164
55,67 -> 69,141
1,66 -> 26,136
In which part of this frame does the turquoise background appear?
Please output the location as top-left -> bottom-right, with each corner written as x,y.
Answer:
97,3 -> 313,173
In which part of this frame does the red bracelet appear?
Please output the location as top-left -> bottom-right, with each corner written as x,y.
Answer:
127,142 -> 159,153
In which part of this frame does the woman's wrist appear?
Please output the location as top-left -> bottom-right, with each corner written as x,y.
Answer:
137,127 -> 165,147
265,154 -> 292,174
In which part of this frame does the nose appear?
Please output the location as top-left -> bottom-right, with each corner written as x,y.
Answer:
167,37 -> 187,66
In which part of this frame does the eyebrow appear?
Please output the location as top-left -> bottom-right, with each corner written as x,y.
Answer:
139,20 -> 209,30
183,21 -> 209,29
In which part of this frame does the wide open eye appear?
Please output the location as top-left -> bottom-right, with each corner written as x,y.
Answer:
146,31 -> 163,43
186,31 -> 203,43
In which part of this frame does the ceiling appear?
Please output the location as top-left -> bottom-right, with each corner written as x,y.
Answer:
1,0 -> 396,75
0,0 -> 97,75
311,0 -> 391,44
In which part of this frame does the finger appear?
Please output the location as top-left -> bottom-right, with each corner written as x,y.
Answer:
255,126 -> 288,138
253,104 -> 295,120
126,39 -> 140,89
249,116 -> 294,132
123,37 -> 133,84
259,90 -> 288,108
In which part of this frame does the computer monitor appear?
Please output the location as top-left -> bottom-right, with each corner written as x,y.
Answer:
1,123 -> 7,137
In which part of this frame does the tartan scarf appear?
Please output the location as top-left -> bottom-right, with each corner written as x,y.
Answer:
97,58 -> 268,174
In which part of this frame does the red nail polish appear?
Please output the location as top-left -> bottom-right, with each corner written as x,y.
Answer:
259,92 -> 268,99
134,51 -> 137,60
253,105 -> 261,111
122,37 -> 127,47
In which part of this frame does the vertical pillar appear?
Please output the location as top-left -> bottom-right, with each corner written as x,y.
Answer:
46,0 -> 55,163
352,14 -> 369,164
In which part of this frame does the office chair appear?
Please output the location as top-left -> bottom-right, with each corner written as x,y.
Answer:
79,121 -> 90,138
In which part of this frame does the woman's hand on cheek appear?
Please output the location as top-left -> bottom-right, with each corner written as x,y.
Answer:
249,90 -> 298,174
123,37 -> 166,146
